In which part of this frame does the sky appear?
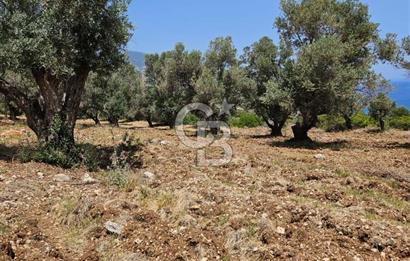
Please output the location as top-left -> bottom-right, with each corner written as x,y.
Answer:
127,0 -> 410,81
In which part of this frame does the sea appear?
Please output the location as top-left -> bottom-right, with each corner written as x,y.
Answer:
390,80 -> 410,109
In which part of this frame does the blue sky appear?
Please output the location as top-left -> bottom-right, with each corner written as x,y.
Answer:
127,0 -> 410,80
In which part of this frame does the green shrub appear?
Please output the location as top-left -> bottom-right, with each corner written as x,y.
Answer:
78,143 -> 100,172
110,132 -> 143,170
390,106 -> 410,118
19,145 -> 80,169
351,112 -> 371,128
389,115 -> 410,130
229,111 -> 263,128
183,113 -> 200,125
317,114 -> 346,132
18,132 -> 143,171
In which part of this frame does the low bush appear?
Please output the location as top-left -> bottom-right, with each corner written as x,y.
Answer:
19,144 -> 80,169
389,115 -> 410,130
110,132 -> 143,170
317,114 -> 347,132
18,132 -> 143,171
229,111 -> 263,128
351,112 -> 371,129
390,106 -> 410,118
183,113 -> 200,125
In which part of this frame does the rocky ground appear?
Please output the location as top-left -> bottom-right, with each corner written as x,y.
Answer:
0,119 -> 409,260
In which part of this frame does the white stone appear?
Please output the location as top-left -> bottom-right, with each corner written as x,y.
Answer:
53,174 -> 71,182
143,171 -> 156,180
82,173 -> 98,184
160,140 -> 170,146
276,226 -> 286,235
104,221 -> 123,235
314,154 -> 326,160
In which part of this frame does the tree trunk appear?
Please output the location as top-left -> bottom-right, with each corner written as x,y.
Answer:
27,67 -> 90,147
7,103 -> 19,121
291,123 -> 312,141
344,115 -> 353,130
108,116 -> 119,127
93,114 -> 101,126
264,119 -> 285,137
147,115 -> 154,128
379,119 -> 385,132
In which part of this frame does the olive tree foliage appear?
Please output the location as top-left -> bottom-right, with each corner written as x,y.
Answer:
144,43 -> 202,128
194,37 -> 256,122
403,37 -> 410,72
339,72 -> 391,130
204,37 -> 237,82
275,0 -> 382,140
241,37 -> 293,136
80,73 -> 106,125
378,34 -> 410,74
81,62 -> 141,127
0,94 -> 22,121
0,0 -> 132,146
369,93 -> 394,131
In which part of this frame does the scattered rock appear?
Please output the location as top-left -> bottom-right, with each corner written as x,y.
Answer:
143,171 -> 156,180
1,201 -> 18,208
134,238 -> 143,245
189,204 -> 201,211
150,138 -> 161,144
121,252 -> 147,261
53,174 -> 71,182
178,214 -> 197,227
37,172 -> 44,179
0,175 -> 4,182
276,226 -> 286,235
160,140 -> 170,146
314,154 -> 326,160
104,221 -> 123,235
82,173 -> 98,184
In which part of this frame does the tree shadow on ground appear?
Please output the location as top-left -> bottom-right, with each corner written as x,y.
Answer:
121,123 -> 171,131
271,139 -> 349,150
248,134 -> 275,139
0,144 -> 19,161
0,142 -> 143,170
365,128 -> 383,134
384,142 -> 410,149
78,123 -> 101,129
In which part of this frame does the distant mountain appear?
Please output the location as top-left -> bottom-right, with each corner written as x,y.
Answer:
390,80 -> 410,109
127,51 -> 145,71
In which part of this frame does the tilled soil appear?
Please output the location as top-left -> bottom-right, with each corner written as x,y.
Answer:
0,120 -> 409,260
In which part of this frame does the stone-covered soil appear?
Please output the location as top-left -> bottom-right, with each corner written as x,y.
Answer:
0,120 -> 409,260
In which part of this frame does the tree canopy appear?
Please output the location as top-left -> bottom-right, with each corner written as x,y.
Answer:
0,0 -> 132,145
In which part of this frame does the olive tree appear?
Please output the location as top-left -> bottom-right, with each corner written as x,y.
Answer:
0,0 -> 131,146
82,63 -> 141,127
369,93 -> 394,131
242,37 -> 293,136
276,0 -> 381,140
195,37 -> 256,124
144,43 -> 202,128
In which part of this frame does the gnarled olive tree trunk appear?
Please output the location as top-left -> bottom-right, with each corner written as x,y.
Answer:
0,68 -> 90,147
265,118 -> 286,137
291,115 -> 317,141
28,68 -> 90,146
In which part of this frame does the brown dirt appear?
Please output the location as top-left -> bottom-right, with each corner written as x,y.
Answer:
0,119 -> 409,260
